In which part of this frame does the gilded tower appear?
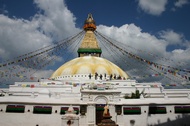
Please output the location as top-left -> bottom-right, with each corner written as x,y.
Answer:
77,14 -> 102,57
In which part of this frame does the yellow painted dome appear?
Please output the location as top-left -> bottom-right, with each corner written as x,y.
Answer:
51,56 -> 129,79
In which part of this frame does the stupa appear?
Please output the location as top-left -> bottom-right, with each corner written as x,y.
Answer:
98,105 -> 118,126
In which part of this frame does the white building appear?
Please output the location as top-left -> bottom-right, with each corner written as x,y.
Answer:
0,14 -> 190,126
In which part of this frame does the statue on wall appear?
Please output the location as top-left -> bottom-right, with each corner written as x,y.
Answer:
103,104 -> 110,116
98,104 -> 119,126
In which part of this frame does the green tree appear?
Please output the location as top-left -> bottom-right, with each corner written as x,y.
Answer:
124,89 -> 147,99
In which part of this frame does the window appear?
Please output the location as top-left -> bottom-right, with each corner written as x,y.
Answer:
33,106 -> 52,114
73,107 -> 79,115
60,107 -> 68,115
149,106 -> 166,114
175,106 -> 190,113
6,105 -> 25,113
123,107 -> 141,115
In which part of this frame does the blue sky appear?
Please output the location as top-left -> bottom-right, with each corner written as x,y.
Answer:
65,0 -> 190,37
1,0 -> 190,45
0,0 -> 190,86
1,0 -> 189,38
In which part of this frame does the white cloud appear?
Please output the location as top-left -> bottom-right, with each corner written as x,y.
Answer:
97,23 -> 190,82
0,0 -> 189,85
97,24 -> 166,57
0,0 -> 79,60
175,0 -> 189,7
33,0 -> 80,40
0,64 -> 54,84
171,48 -> 190,67
0,15 -> 52,59
138,0 -> 168,15
172,49 -> 184,54
33,69 -> 54,79
0,0 -> 79,80
172,0 -> 189,11
158,30 -> 184,45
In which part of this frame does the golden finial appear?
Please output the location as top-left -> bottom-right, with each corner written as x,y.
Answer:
83,13 -> 96,31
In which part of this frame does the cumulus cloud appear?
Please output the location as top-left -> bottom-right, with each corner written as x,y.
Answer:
172,0 -> 189,11
171,49 -> 190,63
97,24 -> 166,58
0,0 -> 79,60
0,4 -> 8,15
0,0 -> 79,81
0,15 -> 52,59
0,0 -> 189,85
97,23 -> 190,84
175,0 -> 189,7
33,0 -> 80,40
158,30 -> 184,45
32,69 -> 54,79
97,24 -> 190,62
137,0 -> 168,16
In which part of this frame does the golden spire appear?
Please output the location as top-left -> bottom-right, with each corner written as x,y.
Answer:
83,13 -> 96,31
78,14 -> 102,57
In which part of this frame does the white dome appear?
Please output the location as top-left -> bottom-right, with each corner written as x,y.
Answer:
51,56 -> 129,79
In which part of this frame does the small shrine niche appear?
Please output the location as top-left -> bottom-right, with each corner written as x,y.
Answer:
97,104 -> 119,126
61,106 -> 79,126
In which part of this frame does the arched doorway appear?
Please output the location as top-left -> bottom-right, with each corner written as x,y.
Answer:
94,96 -> 108,125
